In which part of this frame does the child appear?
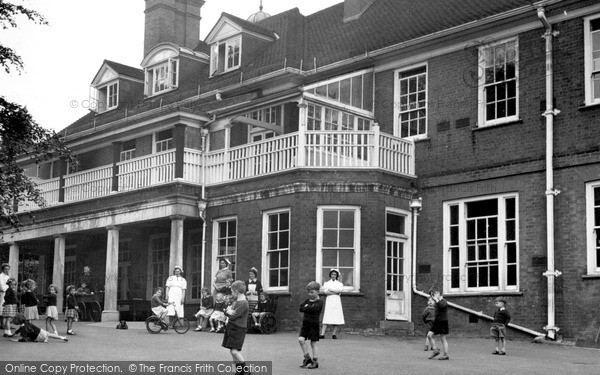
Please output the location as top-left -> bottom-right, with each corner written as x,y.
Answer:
421,297 -> 436,351
21,279 -> 39,322
490,297 -> 511,355
427,288 -> 449,360
251,292 -> 273,327
219,294 -> 235,332
116,320 -> 129,329
65,285 -> 80,335
12,313 -> 68,342
298,281 -> 323,369
151,288 -> 169,324
210,293 -> 226,332
43,284 -> 59,334
222,280 -> 250,375
2,277 -> 18,337
194,287 -> 214,331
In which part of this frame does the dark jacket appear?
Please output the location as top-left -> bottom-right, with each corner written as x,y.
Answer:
434,299 -> 448,322
15,321 -> 41,342
421,306 -> 435,323
21,291 -> 38,307
493,308 -> 511,326
299,298 -> 323,324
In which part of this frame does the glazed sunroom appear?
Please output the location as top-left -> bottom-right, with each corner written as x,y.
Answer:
19,72 -> 415,212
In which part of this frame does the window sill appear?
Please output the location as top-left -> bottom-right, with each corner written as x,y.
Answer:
146,88 -> 178,98
582,274 -> 600,280
473,118 -> 523,131
577,102 -> 600,111
443,291 -> 522,298
413,136 -> 431,144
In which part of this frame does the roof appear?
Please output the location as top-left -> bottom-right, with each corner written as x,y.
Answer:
65,0 -> 541,136
103,60 -> 144,81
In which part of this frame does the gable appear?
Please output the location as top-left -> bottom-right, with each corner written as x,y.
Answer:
92,66 -> 118,86
206,19 -> 243,44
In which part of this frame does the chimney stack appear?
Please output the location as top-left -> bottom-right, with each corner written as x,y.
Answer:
144,0 -> 205,56
343,0 -> 376,22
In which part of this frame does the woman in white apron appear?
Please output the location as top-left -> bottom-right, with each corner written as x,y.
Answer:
245,267 -> 263,309
165,266 -> 187,325
320,268 -> 345,339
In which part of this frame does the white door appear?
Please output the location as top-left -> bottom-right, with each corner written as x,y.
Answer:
385,238 -> 409,320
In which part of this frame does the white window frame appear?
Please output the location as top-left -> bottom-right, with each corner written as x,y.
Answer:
154,129 -> 174,153
477,37 -> 519,127
210,36 -> 242,76
316,205 -> 361,292
211,216 -> 238,283
586,181 -> 600,275
146,58 -> 179,96
107,82 -> 118,109
393,64 -> 428,140
443,193 -> 519,294
584,15 -> 600,106
261,208 -> 291,292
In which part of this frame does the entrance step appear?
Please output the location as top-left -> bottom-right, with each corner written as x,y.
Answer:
380,320 -> 414,335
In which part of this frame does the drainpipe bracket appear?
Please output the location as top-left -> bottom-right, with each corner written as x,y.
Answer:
541,109 -> 560,117
545,189 -> 561,196
543,325 -> 560,333
540,30 -> 560,38
542,270 -> 562,278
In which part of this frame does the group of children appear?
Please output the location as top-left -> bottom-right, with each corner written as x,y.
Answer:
2,276 -> 69,343
421,288 -> 512,360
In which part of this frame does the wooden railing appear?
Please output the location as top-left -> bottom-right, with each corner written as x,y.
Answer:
64,165 -> 112,202
20,126 -> 414,211
17,177 -> 61,211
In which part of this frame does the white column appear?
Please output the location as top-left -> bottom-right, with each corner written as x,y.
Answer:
297,100 -> 307,167
52,236 -> 66,312
223,123 -> 232,182
8,243 -> 19,279
169,216 -> 185,271
102,226 -> 120,322
371,123 -> 380,168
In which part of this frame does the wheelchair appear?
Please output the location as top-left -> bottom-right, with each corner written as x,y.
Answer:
247,295 -> 278,334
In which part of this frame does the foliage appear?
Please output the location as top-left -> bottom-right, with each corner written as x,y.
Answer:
0,2 -> 74,233
0,0 -> 48,74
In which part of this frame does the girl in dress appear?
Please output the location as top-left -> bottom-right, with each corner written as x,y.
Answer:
320,268 -> 345,339
44,284 -> 59,334
165,266 -> 187,326
21,279 -> 39,322
2,278 -> 18,337
209,293 -> 226,332
194,287 -> 214,331
65,285 -> 79,335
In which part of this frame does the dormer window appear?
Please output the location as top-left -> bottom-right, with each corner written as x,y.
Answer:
146,58 -> 179,96
210,36 -> 241,76
93,81 -> 119,113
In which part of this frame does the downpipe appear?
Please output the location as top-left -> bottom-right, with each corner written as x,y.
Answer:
538,6 -> 561,340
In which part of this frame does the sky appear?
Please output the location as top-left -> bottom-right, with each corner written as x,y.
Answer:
1,0 -> 343,132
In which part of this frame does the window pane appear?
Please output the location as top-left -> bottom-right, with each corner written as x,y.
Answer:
386,213 -> 405,234
467,199 -> 497,217
327,82 -> 339,100
269,253 -> 279,268
507,243 -> 517,263
339,211 -> 354,228
451,269 -> 459,288
450,227 -> 459,246
269,233 -> 278,250
322,249 -> 337,266
450,205 -> 459,224
489,265 -> 499,287
340,78 -> 351,105
339,249 -> 354,267
507,265 -> 517,286
351,76 -> 362,108
280,250 -> 289,267
340,268 -> 353,286
323,230 -> 337,247
269,215 -> 278,232
451,247 -> 459,266
280,269 -> 288,287
362,72 -> 373,110
506,221 -> 516,241
323,211 -> 338,228
280,213 -> 290,230
339,229 -> 354,247
280,231 -> 289,248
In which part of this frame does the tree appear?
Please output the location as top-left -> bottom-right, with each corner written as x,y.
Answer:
1,1 -> 75,233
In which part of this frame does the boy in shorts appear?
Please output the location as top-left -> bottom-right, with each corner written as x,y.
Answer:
222,280 -> 250,375
428,288 -> 450,360
298,281 -> 323,369
491,297 -> 511,355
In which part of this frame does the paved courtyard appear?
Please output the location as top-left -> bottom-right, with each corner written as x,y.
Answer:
1,321 -> 599,375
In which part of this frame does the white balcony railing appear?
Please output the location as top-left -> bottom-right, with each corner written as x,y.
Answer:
20,126 -> 414,211
64,165 -> 113,202
17,177 -> 61,211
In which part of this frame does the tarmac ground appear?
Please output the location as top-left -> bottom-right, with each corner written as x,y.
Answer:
1,320 -> 599,375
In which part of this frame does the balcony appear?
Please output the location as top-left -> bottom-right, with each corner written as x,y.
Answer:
19,125 -> 414,211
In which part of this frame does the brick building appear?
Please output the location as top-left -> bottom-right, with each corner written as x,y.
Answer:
2,0 -> 600,341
